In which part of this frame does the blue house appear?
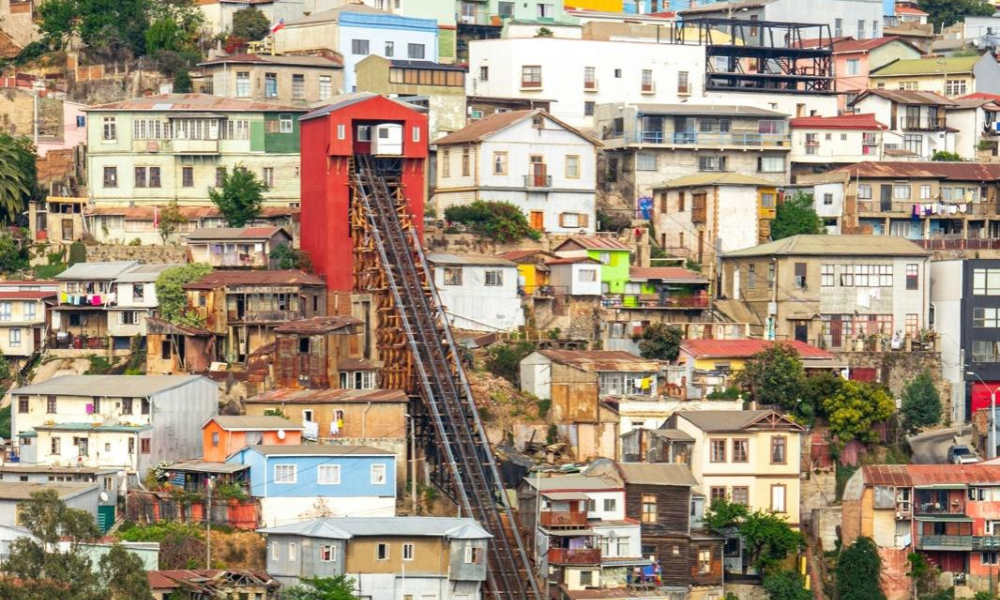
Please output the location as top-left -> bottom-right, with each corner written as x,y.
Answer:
227,445 -> 397,527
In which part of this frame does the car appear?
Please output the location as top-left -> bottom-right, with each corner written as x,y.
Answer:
948,445 -> 979,465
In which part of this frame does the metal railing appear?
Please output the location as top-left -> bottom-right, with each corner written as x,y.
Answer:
625,131 -> 790,146
857,200 -> 997,215
901,117 -> 946,131
523,175 -> 552,188
540,510 -> 588,527
548,548 -> 601,564
917,535 -> 973,550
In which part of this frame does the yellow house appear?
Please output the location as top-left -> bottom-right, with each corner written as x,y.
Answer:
867,55 -> 1000,98
563,0 -> 623,11
670,409 -> 805,526
497,249 -> 557,295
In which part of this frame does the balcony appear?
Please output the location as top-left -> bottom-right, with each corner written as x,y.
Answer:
917,535 -> 973,551
548,548 -> 601,565
164,139 -> 220,154
540,510 -> 588,528
523,174 -> 552,189
628,131 -> 790,147
901,117 -> 946,132
229,310 -> 305,323
641,82 -> 656,95
584,79 -> 599,92
456,10 -> 502,26
857,200 -> 998,215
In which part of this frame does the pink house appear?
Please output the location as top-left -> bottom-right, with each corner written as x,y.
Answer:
831,37 -> 923,113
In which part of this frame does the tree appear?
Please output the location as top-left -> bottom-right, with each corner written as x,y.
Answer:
0,135 -> 36,224
270,242 -> 313,271
635,322 -> 683,361
444,201 -> 542,243
836,537 -> 886,600
38,0 -> 150,57
231,7 -> 271,41
733,344 -> 806,412
762,570 -> 812,600
285,575 -> 360,600
173,68 -> 193,93
799,371 -> 845,425
901,370 -> 942,433
158,200 -> 189,243
704,499 -> 802,574
770,192 -> 822,240
823,381 -> 896,445
918,0 -> 994,30
907,552 -> 939,599
99,544 -> 155,600
483,341 -> 537,385
155,263 -> 212,327
0,232 -> 28,274
210,167 -> 267,227
932,150 -> 963,162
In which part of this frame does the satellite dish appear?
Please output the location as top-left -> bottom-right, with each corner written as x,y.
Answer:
99,492 -> 109,502
277,429 -> 286,440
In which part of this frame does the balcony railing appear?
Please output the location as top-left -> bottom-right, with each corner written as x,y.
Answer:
628,131 -> 790,147
917,535 -> 973,550
540,510 -> 588,528
915,502 -> 964,515
228,310 -> 305,323
584,79 -> 599,91
606,295 -> 710,309
163,139 -> 220,154
857,200 -> 997,215
901,117 -> 946,131
548,548 -> 601,565
523,174 -> 552,188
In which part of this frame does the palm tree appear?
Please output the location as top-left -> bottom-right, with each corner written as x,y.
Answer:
0,135 -> 32,224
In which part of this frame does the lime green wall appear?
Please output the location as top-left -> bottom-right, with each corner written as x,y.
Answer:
263,114 -> 301,154
587,249 -> 631,293
438,28 -> 457,62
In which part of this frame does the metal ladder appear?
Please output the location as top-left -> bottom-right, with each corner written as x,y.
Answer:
351,154 -> 540,600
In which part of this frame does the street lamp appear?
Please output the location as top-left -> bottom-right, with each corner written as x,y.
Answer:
967,370 -> 1000,459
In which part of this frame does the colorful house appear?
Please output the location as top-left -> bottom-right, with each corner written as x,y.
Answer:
201,415 -> 304,463
553,236 -> 633,295
826,36 -> 923,112
227,445 -> 397,526
620,266 -> 709,309
497,249 -> 556,296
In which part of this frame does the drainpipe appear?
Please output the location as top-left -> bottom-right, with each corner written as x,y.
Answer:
362,402 -> 372,438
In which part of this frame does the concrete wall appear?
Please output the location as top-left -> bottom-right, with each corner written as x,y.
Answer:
84,244 -> 189,265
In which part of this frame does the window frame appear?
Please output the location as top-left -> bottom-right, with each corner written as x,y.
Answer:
771,436 -> 787,465
318,464 -> 341,485
274,463 -> 298,484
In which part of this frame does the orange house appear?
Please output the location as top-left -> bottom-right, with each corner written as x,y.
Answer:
202,415 -> 304,463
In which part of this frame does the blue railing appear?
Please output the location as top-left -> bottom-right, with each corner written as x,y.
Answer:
627,131 -> 790,146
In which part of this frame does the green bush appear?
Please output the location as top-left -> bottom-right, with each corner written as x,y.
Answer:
444,201 -> 541,243
483,341 -> 537,385
68,241 -> 86,266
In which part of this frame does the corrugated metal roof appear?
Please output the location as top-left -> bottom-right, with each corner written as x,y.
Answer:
789,113 -> 888,130
54,261 -> 139,281
207,415 -> 303,431
722,234 -> 930,258
273,316 -> 362,334
241,444 -> 394,456
434,109 -> 599,147
853,89 -> 955,106
863,464 -> 1000,487
497,249 -> 555,262
198,53 -> 343,68
681,339 -> 833,359
302,92 -> 427,122
33,423 -> 153,433
426,253 -> 517,267
183,270 -> 324,289
114,264 -> 176,283
246,388 -> 408,404
650,428 -> 695,441
166,461 -> 250,474
832,36 -> 918,54
656,172 -> 774,189
12,375 -> 210,397
618,463 -> 698,487
542,491 -> 591,500
0,290 -> 56,300
0,482 -> 98,501
85,93 -> 306,113
554,236 -> 632,252
522,475 -> 622,492
545,257 -> 601,265
258,517 -> 491,540
634,103 -> 785,117
629,267 -> 707,284
871,55 -> 979,77
830,161 -> 1000,181
186,227 -> 287,241
537,350 -> 661,372
677,410 -> 803,432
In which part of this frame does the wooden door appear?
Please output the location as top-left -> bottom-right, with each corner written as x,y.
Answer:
529,211 -> 544,231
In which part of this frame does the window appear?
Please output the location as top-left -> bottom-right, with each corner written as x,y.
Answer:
318,465 -> 341,484
134,166 -> 147,188
320,545 -> 336,562
537,2 -> 552,18
731,487 -> 749,506
974,268 -> 1000,295
407,43 -> 425,59
140,438 -> 151,454
584,66 -> 596,90
641,494 -> 657,523
771,436 -> 787,464
584,101 -> 595,116
465,544 -> 481,563
51,437 -> 61,455
235,72 -> 250,97
288,543 -> 297,562
8,328 -> 20,348
17,397 -> 27,413
46,396 -> 57,413
122,398 -> 133,414
858,184 -> 872,200
820,264 -> 835,287
371,463 -> 386,484
768,263 -> 776,290
274,464 -> 297,484
771,484 -> 787,513
24,303 -> 35,320
443,267 -> 463,286
101,117 -> 118,142
498,1 -> 514,17
578,268 -> 597,282
710,487 -> 727,503
710,439 -> 726,462
319,75 -> 332,100
603,498 -> 617,512
376,543 -> 389,560
678,71 -> 690,94
975,308 -> 1000,328
747,264 -> 756,289
891,183 -> 911,200
384,40 -> 394,57
352,39 -> 369,55
211,431 -> 220,447
521,65 -> 542,88
846,59 -> 860,76
822,193 -> 833,206
794,263 -> 807,289
263,167 -> 275,186
182,166 -> 193,187
103,166 -> 118,188
413,126 -> 420,142
946,79 -> 968,96
271,542 -> 279,560
699,548 -> 712,574
337,124 -> 346,140
460,148 -> 471,176
579,571 -> 593,586
492,151 -> 507,175
641,69 -> 654,92
141,398 -> 150,415
565,155 -> 580,179
279,114 -> 293,133
698,156 -> 726,172
905,313 -> 920,335
257,72 -> 276,98
974,341 -> 1000,362
484,270 -> 503,286
984,551 -> 999,565
904,134 -> 923,156
834,18 -> 843,36
636,152 -> 657,171
732,439 -> 749,463
758,156 -> 785,173
403,543 -> 414,560
906,264 -> 919,290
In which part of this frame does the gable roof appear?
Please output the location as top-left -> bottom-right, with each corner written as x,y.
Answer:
54,261 -> 139,281
722,234 -> 930,258
239,444 -> 395,457
186,227 -> 289,241
676,409 -> 803,432
434,109 -> 599,147
198,53 -> 343,68
273,315 -> 362,334
656,173 -> 774,189
205,415 -> 303,431
829,161 -> 1000,181
0,482 -> 98,501
789,113 -> 888,130
831,36 -> 919,54
870,55 -> 981,77
426,253 -> 517,267
894,5 -> 928,15
521,475 -> 622,492
681,339 -> 833,359
12,375 -> 209,397
535,349 -> 661,372
112,263 -> 176,283
300,92 -> 426,122
258,517 -> 491,540
617,463 -> 698,487
183,270 -> 324,289
554,236 -> 632,252
85,93 -> 305,113
850,89 -> 955,106
497,249 -> 557,262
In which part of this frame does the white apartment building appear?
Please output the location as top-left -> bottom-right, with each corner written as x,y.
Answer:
788,113 -> 889,178
850,90 -> 956,161
433,109 -> 598,235
106,264 -> 175,351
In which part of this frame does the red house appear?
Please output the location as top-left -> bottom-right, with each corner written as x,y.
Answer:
299,92 -> 428,308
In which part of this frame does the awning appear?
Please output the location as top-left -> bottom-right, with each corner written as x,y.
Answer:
46,196 -> 86,204
542,491 -> 590,501
914,515 -> 973,522
541,528 -> 596,537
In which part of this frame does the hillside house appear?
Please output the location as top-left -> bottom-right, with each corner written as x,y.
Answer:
0,280 -> 57,368
553,236 -> 633,295
106,264 -> 175,352
849,90 -> 956,160
201,415 -> 303,463
185,227 -> 293,269
0,482 -> 99,528
198,53 -> 345,105
789,113 -> 890,179
824,36 -> 923,112
271,315 -> 372,390
868,54 -> 1000,99
50,261 -> 138,352
426,253 -> 524,332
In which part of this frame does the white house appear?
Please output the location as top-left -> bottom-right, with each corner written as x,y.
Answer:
426,253 -> 524,332
849,89 -> 956,160
107,264 -> 175,351
433,110 -> 599,235
789,113 -> 890,171
546,257 -> 602,297
9,375 -> 219,477
946,96 -> 1000,160
467,35 -> 839,127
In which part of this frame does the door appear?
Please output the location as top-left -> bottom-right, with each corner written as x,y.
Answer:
530,210 -> 544,231
830,317 -> 843,348
794,321 -> 808,343
62,218 -> 73,241
529,156 -> 547,187
880,185 -> 893,212
32,328 -> 40,351
732,268 -> 741,300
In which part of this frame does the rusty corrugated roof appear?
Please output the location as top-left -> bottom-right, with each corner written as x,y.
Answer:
274,316 -> 362,333
863,464 -> 1000,487
538,349 -> 661,372
183,270 -> 324,289
554,236 -> 632,252
629,266 -> 707,283
681,339 -> 833,359
831,161 -> 1000,180
85,93 -> 306,113
853,89 -> 955,106
246,388 -> 408,404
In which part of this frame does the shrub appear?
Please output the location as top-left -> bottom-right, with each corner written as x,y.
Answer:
444,201 -> 541,243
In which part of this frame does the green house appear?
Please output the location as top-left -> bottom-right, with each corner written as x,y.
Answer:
554,236 -> 633,294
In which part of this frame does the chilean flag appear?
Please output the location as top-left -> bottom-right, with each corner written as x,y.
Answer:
270,19 -> 285,35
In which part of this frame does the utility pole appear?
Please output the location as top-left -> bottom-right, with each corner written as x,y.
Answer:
206,476 -> 214,569
405,414 -> 417,514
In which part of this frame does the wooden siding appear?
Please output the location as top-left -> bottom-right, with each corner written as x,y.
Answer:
625,483 -> 691,536
688,539 -> 724,586
550,363 -> 599,423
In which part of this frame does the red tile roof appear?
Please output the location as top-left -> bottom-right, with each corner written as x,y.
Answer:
959,93 -> 1000,103
832,36 -> 915,54
554,236 -> 633,252
862,464 -> 1000,486
0,291 -> 56,300
895,5 -> 928,15
680,339 -> 834,360
789,113 -> 888,130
